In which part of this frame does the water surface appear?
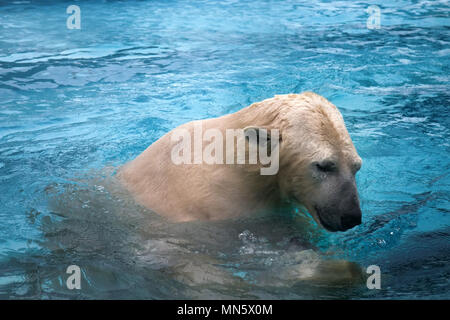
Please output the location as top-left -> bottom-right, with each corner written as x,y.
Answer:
0,0 -> 449,299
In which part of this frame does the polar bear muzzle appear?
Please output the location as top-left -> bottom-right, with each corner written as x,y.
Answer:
311,167 -> 362,232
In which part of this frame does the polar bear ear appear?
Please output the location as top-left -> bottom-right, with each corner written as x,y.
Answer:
243,126 -> 282,148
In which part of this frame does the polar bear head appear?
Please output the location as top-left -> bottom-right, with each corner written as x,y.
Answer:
246,92 -> 362,231
280,92 -> 362,231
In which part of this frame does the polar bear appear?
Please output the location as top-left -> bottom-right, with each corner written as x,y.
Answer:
118,92 -> 362,232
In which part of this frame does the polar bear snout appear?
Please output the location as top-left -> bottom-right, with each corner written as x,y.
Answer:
338,182 -> 362,231
340,204 -> 362,231
311,179 -> 362,231
314,185 -> 362,232
314,202 -> 361,232
341,212 -> 361,230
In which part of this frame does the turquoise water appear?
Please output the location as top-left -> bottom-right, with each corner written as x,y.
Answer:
0,0 -> 449,299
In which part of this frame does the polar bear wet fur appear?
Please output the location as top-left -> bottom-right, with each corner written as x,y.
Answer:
118,92 -> 363,231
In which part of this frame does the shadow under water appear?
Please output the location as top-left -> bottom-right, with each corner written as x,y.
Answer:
16,168 -> 367,299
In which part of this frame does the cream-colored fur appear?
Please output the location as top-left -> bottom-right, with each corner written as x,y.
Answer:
118,92 -> 361,222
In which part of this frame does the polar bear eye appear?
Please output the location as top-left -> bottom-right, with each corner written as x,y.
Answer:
315,160 -> 337,173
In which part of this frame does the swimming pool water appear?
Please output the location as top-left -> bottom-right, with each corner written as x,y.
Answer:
0,0 -> 449,299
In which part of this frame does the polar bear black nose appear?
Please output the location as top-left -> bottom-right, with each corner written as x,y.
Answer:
341,211 -> 361,230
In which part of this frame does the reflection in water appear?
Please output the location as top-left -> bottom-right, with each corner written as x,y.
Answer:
23,168 -> 363,299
